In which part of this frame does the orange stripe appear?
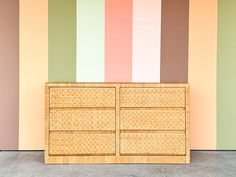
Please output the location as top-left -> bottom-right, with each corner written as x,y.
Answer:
105,0 -> 132,82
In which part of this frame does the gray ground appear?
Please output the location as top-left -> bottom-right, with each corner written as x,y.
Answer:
0,151 -> 236,177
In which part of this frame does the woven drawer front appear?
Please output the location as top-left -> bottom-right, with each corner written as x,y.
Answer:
50,87 -> 115,108
120,88 -> 185,108
49,132 -> 115,155
50,109 -> 115,131
120,109 -> 185,130
120,133 -> 185,155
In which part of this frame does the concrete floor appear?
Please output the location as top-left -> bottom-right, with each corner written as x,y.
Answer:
0,151 -> 236,177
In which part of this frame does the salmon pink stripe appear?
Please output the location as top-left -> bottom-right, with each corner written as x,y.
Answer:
105,0 -> 132,82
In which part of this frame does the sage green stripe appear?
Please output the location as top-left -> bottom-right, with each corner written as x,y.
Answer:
217,0 -> 236,149
76,0 -> 105,82
49,0 -> 76,82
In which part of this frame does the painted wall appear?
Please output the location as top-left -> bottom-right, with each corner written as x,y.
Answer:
49,0 -> 76,82
0,0 -> 236,150
0,0 -> 19,150
19,0 -> 48,150
49,0 -> 189,83
217,0 -> 236,150
189,0 -> 217,150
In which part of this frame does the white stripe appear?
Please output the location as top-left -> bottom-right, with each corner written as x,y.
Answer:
76,0 -> 105,82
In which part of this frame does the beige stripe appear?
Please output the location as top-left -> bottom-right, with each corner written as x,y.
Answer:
19,0 -> 48,150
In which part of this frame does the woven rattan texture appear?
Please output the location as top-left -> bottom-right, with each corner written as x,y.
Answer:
50,88 -> 116,108
45,83 -> 190,164
120,109 -> 185,130
49,132 -> 115,155
120,132 -> 186,155
120,88 -> 185,108
50,109 -> 115,131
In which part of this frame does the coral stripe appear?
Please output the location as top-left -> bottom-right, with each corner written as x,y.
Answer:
105,0 -> 132,82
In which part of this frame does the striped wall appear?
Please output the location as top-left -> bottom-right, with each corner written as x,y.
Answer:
49,0 -> 189,83
1,0 -> 236,150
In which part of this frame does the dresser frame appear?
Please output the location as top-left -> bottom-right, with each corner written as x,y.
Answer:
45,83 -> 190,164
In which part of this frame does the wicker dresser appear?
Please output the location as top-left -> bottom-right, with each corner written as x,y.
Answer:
45,83 -> 190,164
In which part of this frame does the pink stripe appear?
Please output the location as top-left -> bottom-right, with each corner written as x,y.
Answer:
105,0 -> 132,82
132,0 -> 162,82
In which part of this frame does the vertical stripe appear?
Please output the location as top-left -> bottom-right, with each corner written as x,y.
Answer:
189,0 -> 217,149
160,0 -> 189,82
132,0 -> 161,82
49,0 -> 76,82
105,0 -> 132,82
19,0 -> 48,149
217,0 -> 236,150
0,0 -> 19,150
76,0 -> 104,82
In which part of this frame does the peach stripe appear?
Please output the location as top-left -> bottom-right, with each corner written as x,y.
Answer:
105,0 -> 132,82
189,0 -> 217,149
19,0 -> 48,150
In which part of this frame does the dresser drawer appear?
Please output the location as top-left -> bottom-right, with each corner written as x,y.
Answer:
120,132 -> 186,155
120,109 -> 185,131
50,109 -> 115,131
49,132 -> 115,155
120,88 -> 185,108
50,87 -> 115,108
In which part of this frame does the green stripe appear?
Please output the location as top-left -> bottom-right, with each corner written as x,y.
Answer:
49,0 -> 76,82
217,0 -> 236,149
76,0 -> 105,82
